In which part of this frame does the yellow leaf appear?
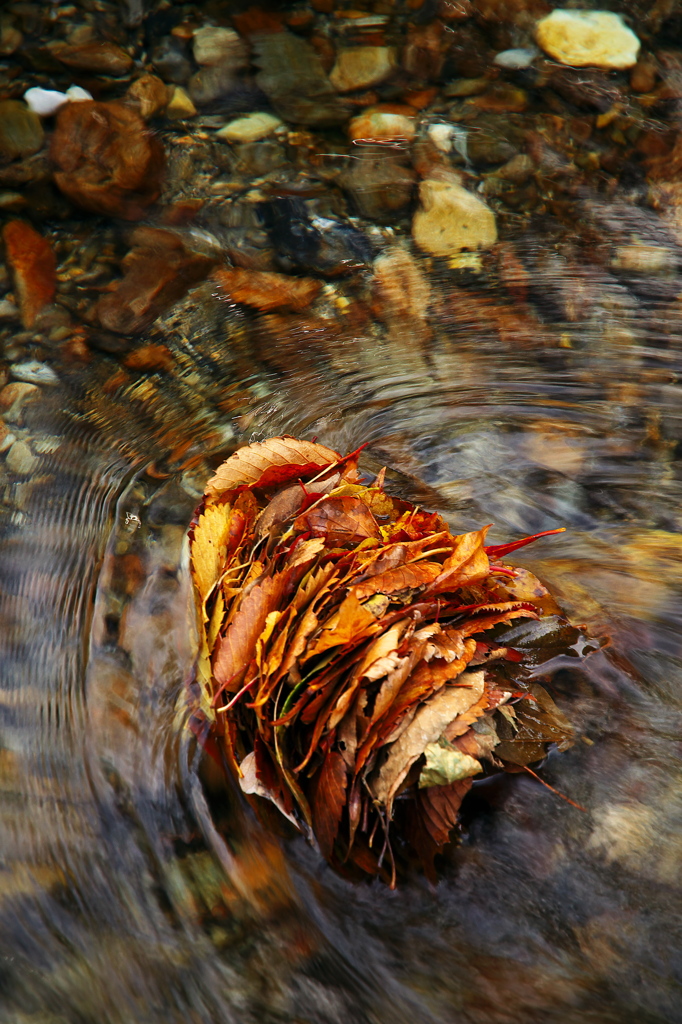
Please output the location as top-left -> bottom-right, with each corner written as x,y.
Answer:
191,503 -> 235,606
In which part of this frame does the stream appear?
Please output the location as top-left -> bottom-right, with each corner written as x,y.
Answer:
1,2 -> 682,1022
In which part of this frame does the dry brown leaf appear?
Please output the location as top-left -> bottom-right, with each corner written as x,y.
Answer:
430,527 -> 491,593
205,436 -> 340,500
352,560 -> 443,601
298,495 -> 381,547
312,749 -> 348,859
212,573 -> 288,690
370,670 -> 485,811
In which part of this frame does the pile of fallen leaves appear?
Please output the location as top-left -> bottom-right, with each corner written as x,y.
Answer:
189,436 -> 584,885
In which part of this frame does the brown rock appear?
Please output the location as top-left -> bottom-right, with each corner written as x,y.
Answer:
50,101 -> 164,220
123,344 -> 174,372
348,107 -> 416,144
0,382 -> 39,422
403,22 -> 449,81
338,148 -> 416,222
125,74 -> 168,119
630,56 -> 657,93
212,268 -> 322,312
372,245 -> 431,345
53,42 -> 134,76
469,83 -> 528,113
96,228 -> 216,334
2,220 -> 56,328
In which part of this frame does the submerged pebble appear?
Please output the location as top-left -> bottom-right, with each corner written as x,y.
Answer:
216,112 -> 282,144
535,9 -> 640,70
0,100 -> 43,162
412,176 -> 497,256
329,46 -> 396,92
493,48 -> 537,70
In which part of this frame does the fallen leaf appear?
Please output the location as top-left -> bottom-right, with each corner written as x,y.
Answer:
205,436 -> 340,500
352,560 -> 443,600
370,670 -> 485,812
298,495 -> 382,547
212,572 -> 287,690
312,748 -> 348,859
418,740 -> 482,788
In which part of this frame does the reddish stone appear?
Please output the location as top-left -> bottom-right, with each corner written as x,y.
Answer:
212,268 -> 322,312
50,101 -> 164,220
96,228 -> 216,334
2,219 -> 56,328
231,8 -> 284,35
403,87 -> 439,108
54,42 -> 134,76
403,22 -> 448,81
123,343 -> 174,372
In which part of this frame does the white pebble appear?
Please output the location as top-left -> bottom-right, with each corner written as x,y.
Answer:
65,85 -> 93,102
10,361 -> 59,386
494,48 -> 537,70
24,87 -> 68,117
428,123 -> 456,153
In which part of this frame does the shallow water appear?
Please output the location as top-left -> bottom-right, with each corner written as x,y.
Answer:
2,5 -> 682,1021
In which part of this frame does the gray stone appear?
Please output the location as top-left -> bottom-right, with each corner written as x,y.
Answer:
6,439 -> 38,475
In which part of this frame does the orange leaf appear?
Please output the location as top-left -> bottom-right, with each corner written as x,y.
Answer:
205,436 -> 340,500
352,560 -> 443,601
212,573 -> 287,690
307,593 -> 379,658
429,527 -> 491,593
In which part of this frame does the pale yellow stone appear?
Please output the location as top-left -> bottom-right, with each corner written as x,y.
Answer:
166,86 -> 196,119
216,111 -> 283,143
535,10 -> 640,70
412,177 -> 497,256
348,109 -> 415,144
329,47 -> 396,92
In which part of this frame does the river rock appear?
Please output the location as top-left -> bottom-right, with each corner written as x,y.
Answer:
50,101 -> 164,220
166,87 -> 196,120
252,31 -> 349,127
6,439 -> 38,476
2,220 -> 56,328
96,227 -> 216,334
192,26 -> 247,69
216,112 -> 282,144
212,268 -> 322,311
150,37 -> 192,85
0,381 -> 39,423
53,42 -> 134,76
348,108 -> 416,144
412,177 -> 497,256
0,100 -> 44,163
329,47 -> 396,92
337,147 -> 416,221
24,87 -> 68,117
125,74 -> 167,119
535,10 -> 640,70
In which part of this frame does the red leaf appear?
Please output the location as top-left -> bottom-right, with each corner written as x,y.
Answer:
485,528 -> 565,560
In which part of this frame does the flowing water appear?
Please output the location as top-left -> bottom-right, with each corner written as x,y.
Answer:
2,10 -> 682,1024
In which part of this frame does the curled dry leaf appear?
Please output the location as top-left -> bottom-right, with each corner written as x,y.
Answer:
189,437 -> 594,884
